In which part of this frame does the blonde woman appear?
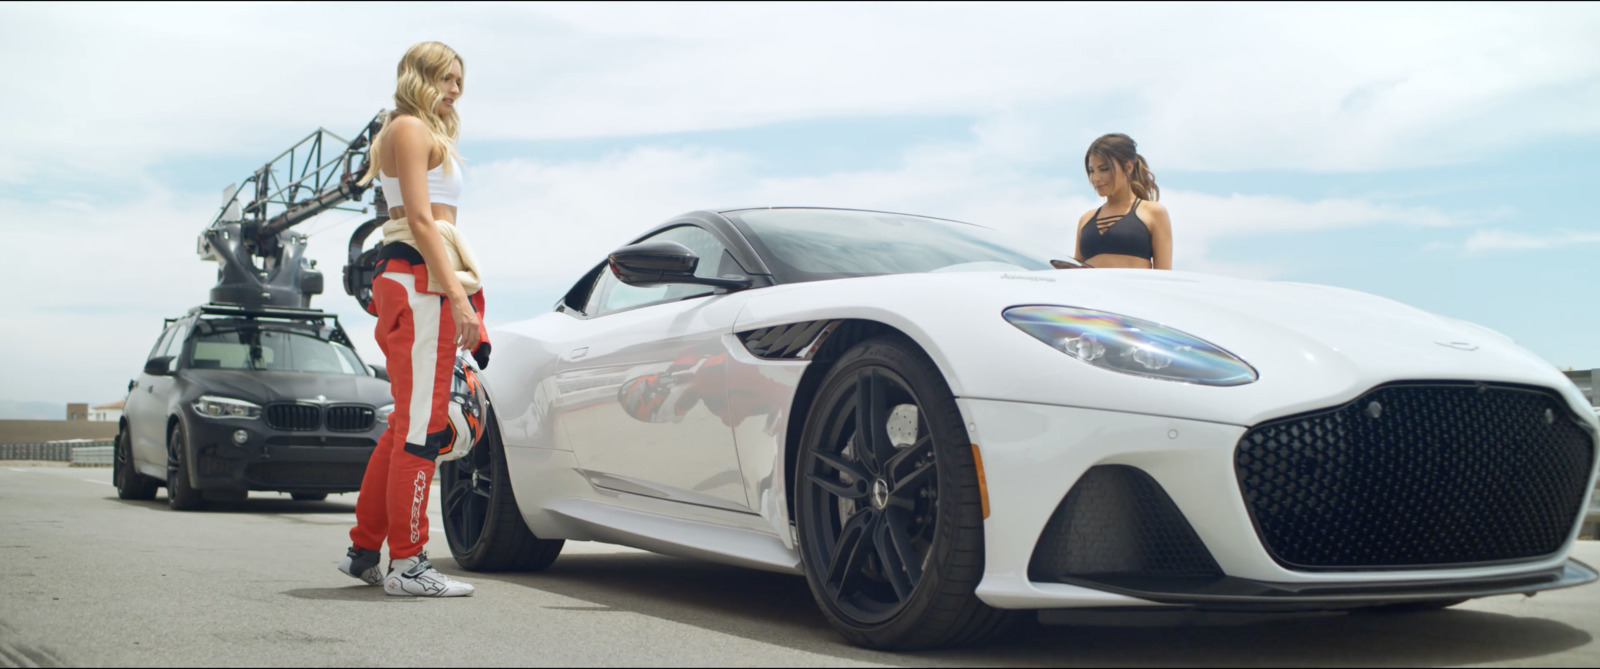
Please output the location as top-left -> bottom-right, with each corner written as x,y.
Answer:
337,41 -> 486,597
1073,133 -> 1173,269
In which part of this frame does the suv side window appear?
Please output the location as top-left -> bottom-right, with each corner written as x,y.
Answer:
163,321 -> 191,357
586,225 -> 736,317
147,325 -> 177,361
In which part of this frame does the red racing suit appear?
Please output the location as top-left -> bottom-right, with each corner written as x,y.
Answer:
349,245 -> 489,560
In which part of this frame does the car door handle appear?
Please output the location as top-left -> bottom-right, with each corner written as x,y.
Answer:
564,347 -> 589,361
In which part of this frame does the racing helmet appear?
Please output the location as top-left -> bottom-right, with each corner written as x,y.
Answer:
438,352 -> 488,462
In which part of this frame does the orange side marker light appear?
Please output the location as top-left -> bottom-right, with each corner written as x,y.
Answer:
971,443 -> 990,519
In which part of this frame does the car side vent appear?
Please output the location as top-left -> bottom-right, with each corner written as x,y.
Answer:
1029,465 -> 1223,587
738,320 -> 841,360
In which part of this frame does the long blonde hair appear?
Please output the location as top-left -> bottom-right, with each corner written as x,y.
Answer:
360,41 -> 464,185
1085,133 -> 1158,202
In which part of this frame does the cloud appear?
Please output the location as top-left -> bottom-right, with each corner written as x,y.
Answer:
1457,229 -> 1600,256
5,2 -> 1599,181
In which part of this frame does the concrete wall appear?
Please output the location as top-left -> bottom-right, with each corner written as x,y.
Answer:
0,420 -> 118,445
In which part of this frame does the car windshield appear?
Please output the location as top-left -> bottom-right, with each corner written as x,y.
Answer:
188,324 -> 366,375
725,208 -> 1053,284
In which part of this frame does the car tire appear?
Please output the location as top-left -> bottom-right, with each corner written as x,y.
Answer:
794,334 -> 1020,650
441,406 -> 564,572
1355,598 -> 1468,614
166,422 -> 207,511
291,493 -> 328,502
114,426 -> 159,501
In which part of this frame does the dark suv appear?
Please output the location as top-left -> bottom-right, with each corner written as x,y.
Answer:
114,303 -> 391,510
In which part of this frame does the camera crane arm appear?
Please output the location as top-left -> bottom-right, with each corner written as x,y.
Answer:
198,110 -> 391,310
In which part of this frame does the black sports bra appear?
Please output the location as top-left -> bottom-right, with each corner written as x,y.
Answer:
1078,199 -> 1153,262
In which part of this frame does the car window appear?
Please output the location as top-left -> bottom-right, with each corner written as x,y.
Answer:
587,225 -> 735,317
162,322 -> 192,358
189,326 -> 366,375
147,326 -> 176,361
560,263 -> 606,315
726,208 -> 1051,284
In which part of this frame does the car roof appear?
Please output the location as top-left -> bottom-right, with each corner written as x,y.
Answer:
713,205 -> 980,227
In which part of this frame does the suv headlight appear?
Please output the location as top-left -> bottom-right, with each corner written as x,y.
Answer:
1003,305 -> 1257,386
192,395 -> 263,419
376,404 -> 395,423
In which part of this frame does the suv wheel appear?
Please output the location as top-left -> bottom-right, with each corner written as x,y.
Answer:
166,423 -> 207,511
114,426 -> 159,500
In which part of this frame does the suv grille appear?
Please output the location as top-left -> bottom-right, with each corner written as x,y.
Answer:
1235,382 -> 1595,570
265,404 -> 320,431
326,405 -> 375,432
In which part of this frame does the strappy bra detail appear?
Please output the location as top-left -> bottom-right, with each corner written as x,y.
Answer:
1078,198 -> 1153,262
377,155 -> 463,208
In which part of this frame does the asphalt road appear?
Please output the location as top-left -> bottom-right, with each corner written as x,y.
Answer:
2,461 -> 1599,668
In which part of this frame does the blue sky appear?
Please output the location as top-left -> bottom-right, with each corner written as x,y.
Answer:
1,2 -> 1598,412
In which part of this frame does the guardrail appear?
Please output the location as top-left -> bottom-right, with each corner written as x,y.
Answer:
71,445 -> 113,467
0,440 -> 115,466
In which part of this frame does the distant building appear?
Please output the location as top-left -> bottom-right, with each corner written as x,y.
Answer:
1565,369 -> 1597,406
66,403 -> 88,422
90,400 -> 123,422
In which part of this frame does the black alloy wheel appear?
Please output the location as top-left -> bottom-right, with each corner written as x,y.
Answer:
795,335 -> 1018,650
441,407 -> 564,572
114,426 -> 158,500
165,422 -> 206,511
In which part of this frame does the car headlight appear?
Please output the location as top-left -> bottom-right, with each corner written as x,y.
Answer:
376,404 -> 395,423
192,395 -> 263,419
1003,305 -> 1258,386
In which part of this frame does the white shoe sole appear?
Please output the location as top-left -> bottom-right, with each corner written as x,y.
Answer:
383,576 -> 474,597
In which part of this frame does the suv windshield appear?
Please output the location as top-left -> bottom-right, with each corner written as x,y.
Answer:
726,208 -> 1052,284
188,323 -> 366,375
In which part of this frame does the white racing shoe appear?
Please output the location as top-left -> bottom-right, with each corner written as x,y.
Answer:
383,553 -> 475,597
338,546 -> 384,585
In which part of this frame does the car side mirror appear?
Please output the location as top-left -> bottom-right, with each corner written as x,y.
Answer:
144,356 -> 175,376
608,240 -> 751,291
1050,258 -> 1088,270
369,364 -> 390,382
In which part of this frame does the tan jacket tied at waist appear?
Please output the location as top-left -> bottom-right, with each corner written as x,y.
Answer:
381,217 -> 483,296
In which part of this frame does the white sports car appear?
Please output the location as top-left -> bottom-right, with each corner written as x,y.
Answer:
441,207 -> 1598,650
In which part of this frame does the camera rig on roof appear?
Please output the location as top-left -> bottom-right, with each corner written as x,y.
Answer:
197,110 -> 391,314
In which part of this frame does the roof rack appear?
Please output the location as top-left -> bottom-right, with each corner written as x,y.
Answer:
186,303 -> 340,322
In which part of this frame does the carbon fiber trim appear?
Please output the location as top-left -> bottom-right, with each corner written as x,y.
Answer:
737,320 -> 841,360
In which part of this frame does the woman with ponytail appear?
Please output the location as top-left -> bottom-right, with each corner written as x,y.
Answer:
336,41 -> 483,597
1073,133 -> 1173,269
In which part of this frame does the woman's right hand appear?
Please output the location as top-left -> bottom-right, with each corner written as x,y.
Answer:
449,294 -> 481,353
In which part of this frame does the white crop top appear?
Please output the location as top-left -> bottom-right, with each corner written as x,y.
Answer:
377,155 -> 463,208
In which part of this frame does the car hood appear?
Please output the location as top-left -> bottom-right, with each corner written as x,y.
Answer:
731,268 -> 1591,425
182,369 -> 392,406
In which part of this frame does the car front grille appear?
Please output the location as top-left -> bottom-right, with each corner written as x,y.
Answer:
326,406 -> 375,432
1235,382 -> 1595,570
265,404 -> 321,431
245,462 -> 367,489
